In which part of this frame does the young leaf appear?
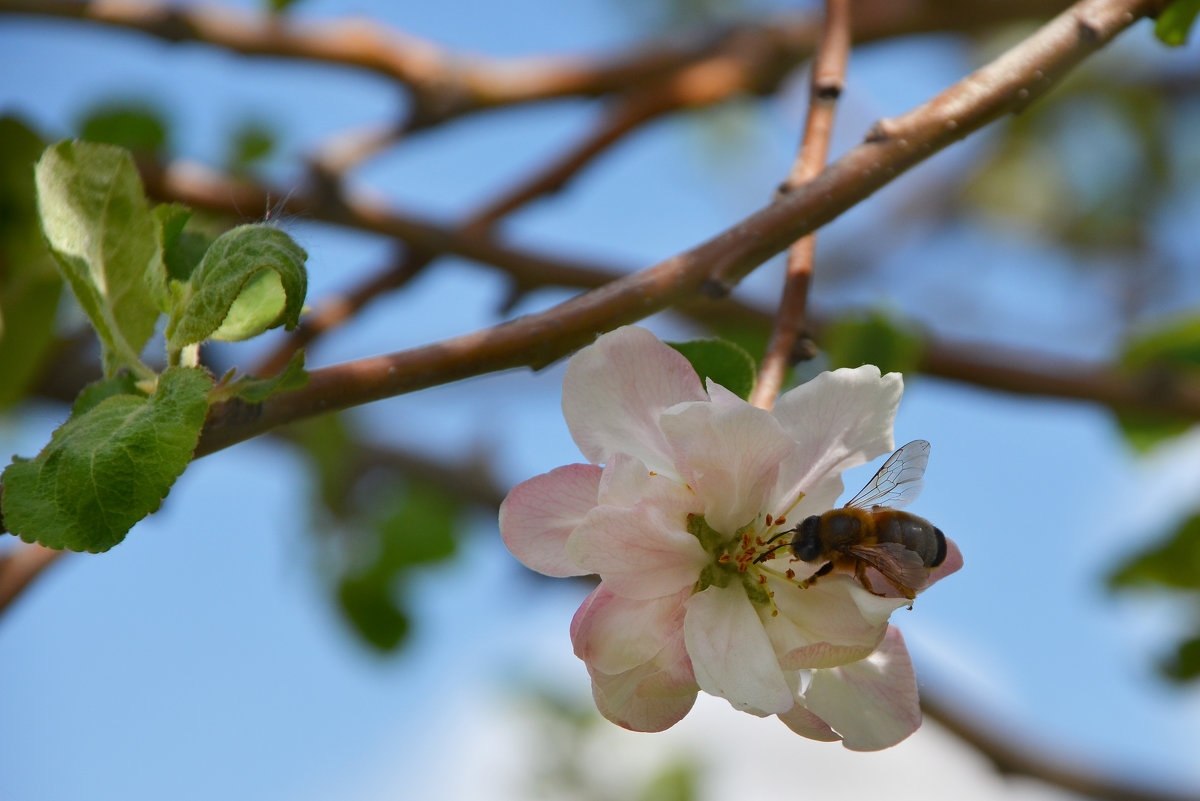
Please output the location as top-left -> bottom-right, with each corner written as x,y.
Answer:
166,223 -> 307,350
668,338 -> 756,400
155,203 -> 214,284
0,116 -> 62,409
35,140 -> 165,376
215,350 -> 309,404
1,367 -> 213,552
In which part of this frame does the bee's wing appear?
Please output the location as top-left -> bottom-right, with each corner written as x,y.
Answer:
844,440 -> 929,510
848,543 -> 929,597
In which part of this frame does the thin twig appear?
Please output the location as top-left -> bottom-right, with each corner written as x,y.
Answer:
190,0 -> 1168,457
750,0 -> 851,411
0,0 -> 1076,127
0,542 -> 65,614
256,92 -> 683,375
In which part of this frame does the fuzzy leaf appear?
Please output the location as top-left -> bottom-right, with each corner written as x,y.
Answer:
35,140 -> 164,375
166,223 -> 306,348
1,367 -> 213,552
219,350 -> 309,404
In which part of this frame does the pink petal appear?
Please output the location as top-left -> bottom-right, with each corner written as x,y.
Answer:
587,619 -> 698,732
562,326 -> 707,474
777,701 -> 841,743
571,585 -> 689,675
803,626 -> 922,751
566,499 -> 708,600
659,400 -> 793,535
770,366 -> 903,511
683,584 -> 794,716
499,464 -> 601,577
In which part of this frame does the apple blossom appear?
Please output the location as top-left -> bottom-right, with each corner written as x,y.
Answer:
499,325 -> 961,751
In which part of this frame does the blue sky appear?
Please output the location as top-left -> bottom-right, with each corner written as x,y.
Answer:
2,2 -> 1200,799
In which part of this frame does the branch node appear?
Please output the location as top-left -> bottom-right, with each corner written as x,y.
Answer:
864,118 -> 899,143
1075,18 -> 1102,42
700,277 -> 733,299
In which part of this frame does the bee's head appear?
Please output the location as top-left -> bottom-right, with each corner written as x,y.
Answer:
790,515 -> 824,561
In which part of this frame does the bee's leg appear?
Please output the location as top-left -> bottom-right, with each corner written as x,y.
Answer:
798,562 -> 833,589
854,561 -> 883,596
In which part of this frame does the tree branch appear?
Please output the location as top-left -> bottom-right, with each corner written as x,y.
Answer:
191,0 -> 1168,457
751,0 -> 851,410
0,0 -> 1076,128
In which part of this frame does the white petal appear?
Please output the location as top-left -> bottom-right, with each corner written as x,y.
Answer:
803,626 -> 922,751
566,500 -> 708,600
770,366 -> 903,511
562,326 -> 706,473
660,400 -> 793,535
597,453 -> 692,510
683,584 -> 793,716
498,464 -> 601,577
571,585 -> 689,675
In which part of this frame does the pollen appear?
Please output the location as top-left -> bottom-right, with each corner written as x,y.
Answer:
765,514 -> 774,526
785,568 -> 796,579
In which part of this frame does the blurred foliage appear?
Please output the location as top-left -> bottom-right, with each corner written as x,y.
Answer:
522,689 -> 703,801
962,73 -> 1172,254
264,0 -> 306,13
77,103 -> 169,156
225,121 -> 276,176
1156,0 -> 1200,46
1110,512 -> 1200,683
1115,313 -> 1200,451
0,115 -> 62,410
823,309 -> 925,376
290,414 -> 465,652
669,337 -> 757,399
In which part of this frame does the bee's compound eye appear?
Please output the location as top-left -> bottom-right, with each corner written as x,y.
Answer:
790,516 -> 824,561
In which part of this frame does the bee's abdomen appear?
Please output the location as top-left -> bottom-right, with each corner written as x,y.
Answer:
876,512 -> 945,568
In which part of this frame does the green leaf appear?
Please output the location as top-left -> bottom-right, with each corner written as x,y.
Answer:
166,223 -> 307,350
336,483 -> 460,652
668,337 -> 756,400
216,350 -> 309,404
71,372 -> 143,417
1,366 -> 213,552
824,310 -> 924,376
78,103 -> 168,155
265,0 -> 305,12
1109,513 -> 1200,591
35,140 -> 165,377
0,116 -> 62,409
1162,634 -> 1200,682
1156,0 -> 1200,46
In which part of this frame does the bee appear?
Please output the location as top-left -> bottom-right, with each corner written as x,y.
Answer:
787,440 -> 946,600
